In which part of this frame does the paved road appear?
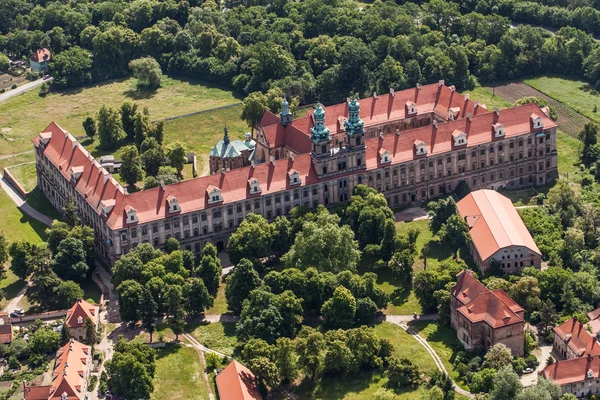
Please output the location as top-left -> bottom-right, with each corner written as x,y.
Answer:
0,77 -> 52,103
2,281 -> 30,313
0,176 -> 54,226
521,344 -> 552,387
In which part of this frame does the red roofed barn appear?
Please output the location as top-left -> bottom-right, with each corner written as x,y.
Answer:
457,189 -> 542,276
65,299 -> 99,342
553,317 -> 600,360
451,270 -> 525,356
216,360 -> 262,400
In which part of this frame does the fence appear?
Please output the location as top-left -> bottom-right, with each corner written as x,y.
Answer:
2,168 -> 29,199
151,102 -> 242,124
12,309 -> 68,324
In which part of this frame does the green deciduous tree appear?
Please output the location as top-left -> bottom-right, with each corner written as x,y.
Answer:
227,214 -> 273,265
9,241 -> 32,280
116,280 -> 143,324
484,344 -> 513,370
52,236 -> 88,281
184,278 -> 214,317
129,57 -> 162,90
140,288 -> 158,343
321,286 -> 356,329
83,116 -> 97,139
120,145 -> 144,186
490,366 -> 523,400
97,105 -> 124,150
197,243 -> 222,294
166,141 -> 187,176
51,46 -> 93,88
387,356 -> 420,388
55,280 -> 84,309
120,102 -> 138,140
85,317 -> 97,345
241,92 -> 267,134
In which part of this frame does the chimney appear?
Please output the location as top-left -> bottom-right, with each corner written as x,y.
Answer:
160,180 -> 165,190
438,80 -> 445,87
449,85 -> 456,92
390,88 -> 395,97
474,101 -> 480,109
467,113 -> 472,122
373,92 -> 378,99
416,83 -> 421,90
290,153 -> 295,161
494,107 -> 500,116
433,120 -> 438,129
464,94 -> 470,101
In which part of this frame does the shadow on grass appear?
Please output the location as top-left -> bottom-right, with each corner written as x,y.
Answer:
408,320 -> 463,366
26,187 -> 60,221
18,209 -> 49,241
291,370 -> 382,400
123,87 -> 157,100
3,279 -> 25,302
156,342 -> 182,359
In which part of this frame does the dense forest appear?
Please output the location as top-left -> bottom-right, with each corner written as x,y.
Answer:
2,0 -> 600,104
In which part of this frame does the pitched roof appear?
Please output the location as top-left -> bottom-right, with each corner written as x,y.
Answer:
65,299 -> 98,329
210,138 -> 253,159
25,339 -> 90,400
554,317 -> 600,358
541,354 -> 600,385
34,101 -> 555,231
456,189 -> 541,261
216,360 -> 262,400
452,270 -> 524,328
31,48 -> 51,63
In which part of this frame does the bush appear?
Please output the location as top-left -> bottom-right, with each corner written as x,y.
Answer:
205,352 -> 221,370
88,374 -> 98,390
10,83 -> 17,89
526,354 -> 539,369
7,356 -> 19,371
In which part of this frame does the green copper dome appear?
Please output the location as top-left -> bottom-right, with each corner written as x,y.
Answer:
310,103 -> 331,143
344,95 -> 364,135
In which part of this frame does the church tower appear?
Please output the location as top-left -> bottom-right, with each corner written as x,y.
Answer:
344,95 -> 365,147
280,96 -> 292,126
310,103 -> 332,176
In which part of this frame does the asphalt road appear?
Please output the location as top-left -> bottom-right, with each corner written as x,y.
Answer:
0,77 -> 52,103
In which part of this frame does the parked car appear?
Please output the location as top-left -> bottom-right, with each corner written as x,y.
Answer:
43,75 -> 51,80
9,312 -> 18,318
13,309 -> 24,316
522,368 -> 534,374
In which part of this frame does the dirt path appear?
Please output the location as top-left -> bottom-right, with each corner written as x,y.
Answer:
487,82 -> 591,137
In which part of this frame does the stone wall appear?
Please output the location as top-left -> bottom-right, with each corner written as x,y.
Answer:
2,167 -> 29,199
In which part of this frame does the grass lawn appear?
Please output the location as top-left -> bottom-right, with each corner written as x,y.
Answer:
464,86 -> 513,110
0,271 -> 24,310
80,279 -> 102,304
0,188 -> 47,243
6,163 -> 36,192
151,343 -> 210,400
523,76 -> 600,124
25,188 -> 61,221
0,76 -> 241,157
409,321 -> 468,390
206,279 -> 228,315
187,321 -> 238,357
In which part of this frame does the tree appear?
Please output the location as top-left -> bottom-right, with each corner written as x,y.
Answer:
169,306 -> 186,341
97,105 -> 124,150
140,138 -> 164,177
323,339 -> 355,375
0,54 -> 9,71
120,102 -> 138,140
490,366 -> 523,400
55,280 -> 84,309
62,198 -> 80,227
296,330 -> 324,381
427,197 -> 458,235
82,116 -> 97,139
439,213 -> 471,250
116,280 -> 143,324
226,259 -> 262,314
198,243 -> 222,294
434,288 -> 452,326
539,299 -> 558,334
509,276 -> 542,314
275,337 -> 298,383
241,92 -> 267,134
166,141 -> 187,176
119,145 -> 144,186
152,120 -> 165,145
51,46 -> 93,88
375,56 -> 406,94
28,253 -> 61,309
134,107 -> 151,149
129,57 -> 162,90
164,237 -> 180,253
8,241 -> 32,280
52,236 -> 88,281
107,339 -> 156,400
227,214 -> 273,265
29,327 -> 61,355
140,288 -> 158,342
387,356 -> 420,388
355,297 -> 378,325
60,322 -> 71,344
184,278 -> 214,316
470,368 -> 497,394
390,249 -> 414,286
248,356 -> 281,388
547,180 -> 579,229
516,378 -> 561,400
0,231 -> 7,269
85,317 -> 97,345
484,344 -> 513,370
321,286 -> 357,329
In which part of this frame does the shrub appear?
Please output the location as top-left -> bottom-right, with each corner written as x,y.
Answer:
10,83 -> 17,89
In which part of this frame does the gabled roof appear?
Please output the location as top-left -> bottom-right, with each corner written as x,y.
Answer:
65,299 -> 98,329
456,189 -> 541,261
216,360 -> 262,400
452,270 -> 524,328
541,354 -> 600,385
554,317 -> 600,358
210,138 -> 252,159
31,48 -> 51,63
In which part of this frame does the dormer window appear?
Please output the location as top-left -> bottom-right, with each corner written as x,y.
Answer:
452,130 -> 467,146
493,123 -> 505,138
100,199 -> 115,218
288,170 -> 301,186
531,113 -> 543,130
207,185 -> 223,205
406,101 -> 417,115
248,178 -> 261,194
77,316 -> 83,324
589,369 -> 595,379
379,149 -> 391,163
414,140 -> 427,156
70,166 -> 84,183
126,206 -> 138,223
167,195 -> 180,213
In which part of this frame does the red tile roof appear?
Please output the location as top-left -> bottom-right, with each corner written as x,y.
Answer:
541,354 -> 600,385
0,313 -> 12,344
25,339 -> 91,400
65,299 -> 98,329
216,360 -> 262,400
555,317 -> 600,358
31,48 -> 51,63
452,270 -> 524,328
457,190 -> 541,261
34,100 -> 554,231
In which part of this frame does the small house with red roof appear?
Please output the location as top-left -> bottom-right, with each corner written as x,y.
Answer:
65,299 -> 99,343
23,338 -> 92,400
450,270 -> 525,356
540,353 -> 600,398
554,317 -> 600,360
216,360 -> 262,400
457,190 -> 542,276
0,313 -> 13,344
30,49 -> 51,73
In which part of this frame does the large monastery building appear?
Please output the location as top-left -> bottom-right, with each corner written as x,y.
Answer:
33,83 -> 558,265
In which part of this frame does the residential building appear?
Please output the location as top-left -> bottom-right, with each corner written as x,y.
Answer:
588,308 -> 600,339
0,312 -> 13,344
450,270 -> 525,356
65,299 -> 99,343
540,353 -> 600,398
33,84 -> 558,266
456,189 -> 542,275
30,49 -> 51,73
215,360 -> 262,400
209,128 -> 256,174
23,339 -> 92,400
553,317 -> 600,360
